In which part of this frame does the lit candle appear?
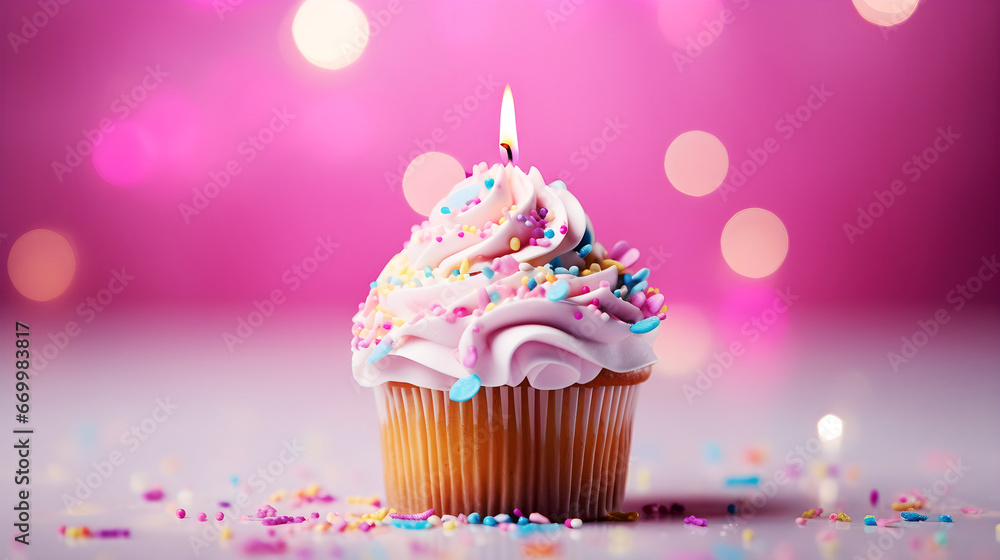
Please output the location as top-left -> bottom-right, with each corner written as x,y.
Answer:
499,84 -> 519,166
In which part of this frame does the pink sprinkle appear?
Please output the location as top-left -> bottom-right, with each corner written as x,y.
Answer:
359,522 -> 372,532
565,519 -> 573,528
559,225 -> 567,234
457,513 -> 467,524
529,238 -> 537,245
388,508 -> 435,521
899,496 -> 907,503
815,508 -> 824,515
463,346 -> 478,368
574,312 -> 583,320
528,513 -> 550,524
599,281 -> 610,289
513,508 -> 523,517
683,515 -> 707,527
581,286 -> 590,293
828,513 -> 837,521
795,517 -> 807,526
176,508 -> 186,519
960,507 -> 981,515
458,232 -> 465,237
198,512 -> 208,522
870,489 -> 879,506
216,512 -> 225,521
436,237 -> 443,242
382,322 -> 392,330
143,488 -> 164,501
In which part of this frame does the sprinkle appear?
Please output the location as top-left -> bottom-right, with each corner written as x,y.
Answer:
684,515 -> 707,527
795,517 -> 807,526
528,512 -> 550,524
870,489 -> 879,506
630,316 -> 661,334
569,518 -> 583,528
864,516 -> 877,526
544,228 -> 555,239
836,512 -> 852,522
388,508 -> 434,521
489,291 -> 501,304
513,508 -> 523,517
220,527 -> 232,540
176,509 -> 186,519
485,178 -> 495,189
727,504 -> 737,515
900,512 -> 928,522
892,501 -> 923,511
365,337 -> 395,364
436,237 -> 443,243
547,280 -> 570,301
143,488 -> 164,501
633,268 -> 650,281
198,512 -> 208,522
510,238 -> 520,251
451,269 -> 460,276
578,244 -> 592,257
938,515 -> 953,522
801,509 -> 819,519
216,512 -> 224,521
449,374 -> 481,402
631,280 -> 647,295
517,516 -> 529,525
441,206 -> 451,214
961,507 -> 981,515
527,278 -> 537,290
574,312 -> 583,320
483,516 -> 497,526
443,520 -> 456,530
460,258 -> 470,275
370,281 -> 378,288
742,529 -> 754,542
559,225 -> 567,234
482,266 -> 495,279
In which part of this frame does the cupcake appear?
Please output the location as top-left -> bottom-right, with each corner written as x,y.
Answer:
351,161 -> 664,521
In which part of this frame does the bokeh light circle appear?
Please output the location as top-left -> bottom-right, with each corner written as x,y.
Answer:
292,0 -> 369,70
91,121 -> 157,187
721,208 -> 789,278
7,229 -> 77,302
852,0 -> 919,27
402,152 -> 466,216
665,131 -> 729,196
817,414 -> 844,441
652,303 -> 714,376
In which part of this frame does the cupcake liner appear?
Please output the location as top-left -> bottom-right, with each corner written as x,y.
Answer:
374,380 -> 641,520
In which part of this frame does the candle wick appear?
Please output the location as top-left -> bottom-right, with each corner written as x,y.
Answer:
500,143 -> 513,163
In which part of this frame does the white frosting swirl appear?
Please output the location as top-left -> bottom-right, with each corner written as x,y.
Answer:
351,162 -> 662,391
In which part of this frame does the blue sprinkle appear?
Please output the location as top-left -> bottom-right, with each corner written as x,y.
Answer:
483,516 -> 497,526
864,517 -> 877,526
365,338 -> 395,364
424,266 -> 433,278
622,273 -> 632,287
468,512 -> 482,524
411,278 -> 422,287
724,475 -> 760,487
451,269 -> 460,276
482,266 -> 494,279
494,514 -> 511,523
578,244 -> 592,258
517,516 -> 529,526
391,519 -> 432,529
554,267 -> 568,275
631,280 -> 648,295
489,291 -> 501,304
230,475 -> 239,485
630,316 -> 661,334
544,228 -> 555,239
440,206 -> 451,214
370,281 -> 378,289
568,266 -> 579,275
547,280 -> 570,301
613,289 -> 621,298
633,268 -> 650,281
727,504 -> 737,515
527,278 -> 537,290
485,178 -> 495,189
938,515 -> 953,522
901,512 -> 928,522
449,374 -> 481,402
549,180 -> 567,190
550,256 -> 563,268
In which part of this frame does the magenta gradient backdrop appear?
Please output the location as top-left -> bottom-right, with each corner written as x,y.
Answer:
2,0 -> 998,316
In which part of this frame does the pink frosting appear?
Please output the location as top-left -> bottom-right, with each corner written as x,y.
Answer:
351,162 -> 662,391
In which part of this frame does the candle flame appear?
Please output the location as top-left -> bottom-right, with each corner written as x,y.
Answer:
499,84 -> 518,166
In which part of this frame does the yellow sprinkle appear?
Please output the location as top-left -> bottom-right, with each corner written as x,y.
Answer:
469,226 -> 478,233
510,205 -> 518,211
836,512 -> 852,522
327,513 -> 338,523
589,263 -> 602,273
521,276 -> 529,285
460,258 -> 470,275
742,528 -> 754,542
600,259 -> 625,273
220,527 -> 233,540
546,274 -> 557,283
443,520 -> 456,530
581,270 -> 592,276
484,302 -> 496,312
499,217 -> 506,225
510,238 -> 520,251
270,490 -> 286,502
313,522 -> 331,532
